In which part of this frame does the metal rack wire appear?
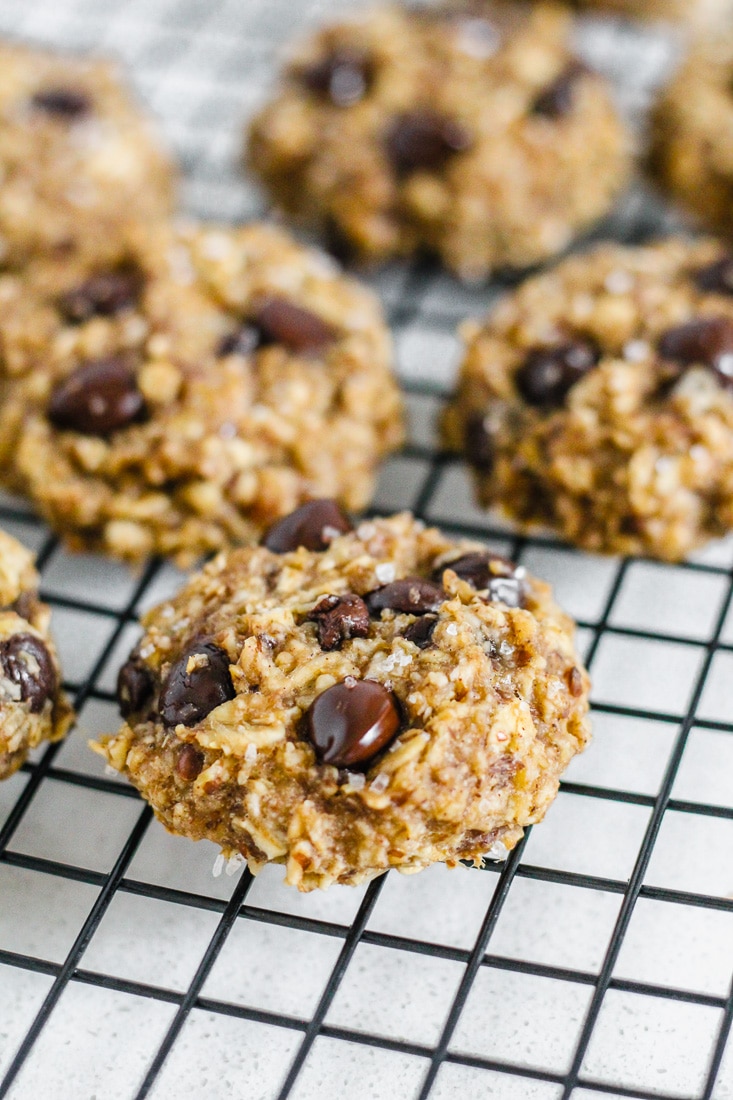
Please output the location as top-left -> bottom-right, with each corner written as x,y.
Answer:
0,0 -> 732,1097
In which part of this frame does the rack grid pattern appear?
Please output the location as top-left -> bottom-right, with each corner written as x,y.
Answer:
0,1 -> 732,1098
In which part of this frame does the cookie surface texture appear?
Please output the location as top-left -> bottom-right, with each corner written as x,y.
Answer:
96,509 -> 590,891
6,222 -> 403,565
247,3 -> 630,280
445,238 -> 733,560
0,528 -> 73,779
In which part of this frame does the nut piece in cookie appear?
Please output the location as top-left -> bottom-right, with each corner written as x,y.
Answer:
247,3 -> 630,280
5,222 -> 403,565
0,529 -> 73,780
445,238 -> 733,560
94,508 -> 590,891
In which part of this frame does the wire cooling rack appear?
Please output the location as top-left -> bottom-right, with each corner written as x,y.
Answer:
0,1 -> 732,1097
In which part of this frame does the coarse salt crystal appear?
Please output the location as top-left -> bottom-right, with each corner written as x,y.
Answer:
623,339 -> 650,363
371,773 -> 389,793
321,525 -> 342,543
344,675 -> 357,688
346,772 -> 366,790
375,562 -> 396,583
212,853 -> 225,878
225,852 -> 245,876
446,623 -> 458,636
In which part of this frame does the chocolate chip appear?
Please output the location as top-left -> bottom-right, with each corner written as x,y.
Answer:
464,412 -> 493,471
217,325 -> 261,357
0,633 -> 56,713
694,256 -> 733,296
300,48 -> 373,107
385,110 -> 472,175
516,340 -> 599,407
403,615 -> 438,649
435,552 -> 526,608
32,87 -> 91,119
48,355 -> 147,436
176,743 -> 205,781
117,658 -> 155,721
58,268 -> 143,324
658,316 -> 733,387
159,642 -> 235,728
263,499 -> 353,553
365,578 -> 445,617
8,591 -> 36,622
306,593 -> 370,650
304,679 -> 401,767
254,298 -> 336,354
566,666 -> 584,697
531,61 -> 587,119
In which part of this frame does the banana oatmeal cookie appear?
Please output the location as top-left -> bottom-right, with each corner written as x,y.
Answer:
0,528 -> 73,779
445,237 -> 733,560
0,41 -> 174,267
650,35 -> 733,235
247,3 -> 630,281
6,221 -> 402,565
95,504 -> 590,891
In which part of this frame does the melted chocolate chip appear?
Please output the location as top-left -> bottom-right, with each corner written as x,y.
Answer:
217,325 -> 261,357
48,355 -> 147,436
8,591 -> 36,622
176,743 -> 205,781
300,48 -> 373,107
0,633 -> 56,713
304,679 -> 401,767
263,500 -> 352,553
658,316 -> 733,379
306,593 -> 370,651
58,268 -> 143,324
566,666 -> 584,698
517,340 -> 599,407
117,658 -> 155,720
385,110 -> 472,175
254,298 -> 336,354
403,614 -> 438,649
531,61 -> 587,119
464,412 -> 493,471
32,87 -> 91,119
435,552 -> 527,608
159,642 -> 235,728
365,577 -> 445,617
694,256 -> 733,296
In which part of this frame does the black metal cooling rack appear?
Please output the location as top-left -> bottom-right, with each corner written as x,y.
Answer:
0,1 -> 732,1097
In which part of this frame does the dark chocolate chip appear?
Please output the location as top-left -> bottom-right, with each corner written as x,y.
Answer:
263,499 -> 353,553
464,412 -> 493,471
531,61 -> 587,119
31,87 -> 91,119
176,743 -> 205,781
8,591 -> 36,622
58,268 -> 143,324
403,614 -> 438,649
566,666 -> 584,697
217,325 -> 262,357
516,340 -> 599,407
300,48 -> 373,107
435,552 -> 526,608
117,658 -> 155,720
694,256 -> 733,296
306,593 -> 370,651
365,577 -> 445,617
385,110 -> 472,175
658,315 -> 733,388
253,297 -> 336,354
304,678 -> 401,767
159,642 -> 235,728
0,633 -> 56,713
48,355 -> 147,436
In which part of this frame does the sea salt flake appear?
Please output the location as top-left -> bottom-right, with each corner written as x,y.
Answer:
375,562 -> 396,583
346,772 -> 365,790
446,623 -> 458,636
371,773 -> 389,793
225,852 -> 245,876
212,853 -> 225,878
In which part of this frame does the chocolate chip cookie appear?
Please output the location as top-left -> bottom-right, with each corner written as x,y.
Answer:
0,41 -> 175,267
247,4 -> 630,281
0,528 -> 73,779
94,505 -> 590,891
6,221 -> 403,565
650,35 -> 733,236
445,237 -> 733,560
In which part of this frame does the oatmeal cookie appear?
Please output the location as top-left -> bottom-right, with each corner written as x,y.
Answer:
247,4 -> 630,281
0,41 -> 174,268
94,505 -> 590,891
6,221 -> 402,565
556,0 -> 733,25
0,528 -> 73,779
445,237 -> 733,560
650,36 -> 733,235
